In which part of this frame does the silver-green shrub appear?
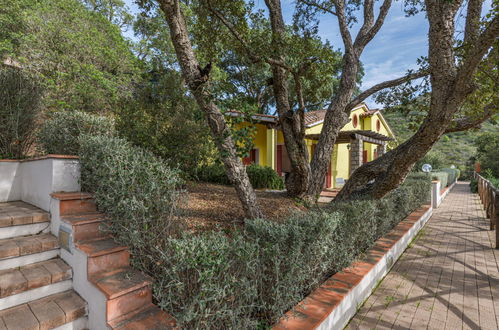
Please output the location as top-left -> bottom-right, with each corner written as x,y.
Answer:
77,135 -> 184,263
431,171 -> 449,188
37,111 -> 114,155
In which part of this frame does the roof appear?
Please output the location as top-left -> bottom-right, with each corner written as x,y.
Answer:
304,110 -> 327,126
359,109 -> 380,118
306,130 -> 394,144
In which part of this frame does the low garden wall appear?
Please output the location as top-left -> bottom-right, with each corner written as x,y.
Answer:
0,155 -> 80,211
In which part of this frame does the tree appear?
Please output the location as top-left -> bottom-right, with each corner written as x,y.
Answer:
208,0 -> 497,201
147,0 -> 263,218
0,0 -> 140,113
81,0 -> 134,29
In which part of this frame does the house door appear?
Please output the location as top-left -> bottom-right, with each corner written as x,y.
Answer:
363,150 -> 368,164
277,145 -> 283,176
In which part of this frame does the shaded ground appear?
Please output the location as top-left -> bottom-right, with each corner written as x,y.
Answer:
179,182 -> 307,232
347,182 -> 499,329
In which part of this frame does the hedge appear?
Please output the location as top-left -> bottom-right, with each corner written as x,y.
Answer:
196,163 -> 284,190
431,168 -> 460,188
149,174 -> 431,328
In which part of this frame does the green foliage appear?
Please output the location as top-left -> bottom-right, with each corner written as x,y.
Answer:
385,111 -> 496,169
78,134 -> 184,248
37,111 -> 114,155
0,66 -> 44,159
431,172 -> 448,188
115,70 -> 216,177
440,168 -> 460,185
196,163 -> 284,190
470,178 -> 478,193
1,0 -> 140,113
474,132 -> 499,178
145,174 -> 430,328
245,164 -> 285,189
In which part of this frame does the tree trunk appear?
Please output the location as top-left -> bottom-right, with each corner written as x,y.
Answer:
158,0 -> 262,219
265,0 -> 311,197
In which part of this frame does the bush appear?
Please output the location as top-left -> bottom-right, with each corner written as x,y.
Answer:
470,178 -> 478,193
0,66 -> 44,159
197,163 -> 284,190
37,111 -> 115,155
150,173 -> 431,328
78,135 -> 184,257
414,151 -> 446,172
431,171 -> 449,188
440,168 -> 460,185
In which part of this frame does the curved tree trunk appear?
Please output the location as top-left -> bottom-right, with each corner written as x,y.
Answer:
335,0 -> 498,202
159,0 -> 262,219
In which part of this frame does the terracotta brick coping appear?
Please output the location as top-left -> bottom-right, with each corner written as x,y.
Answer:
0,154 -> 79,163
273,204 -> 433,330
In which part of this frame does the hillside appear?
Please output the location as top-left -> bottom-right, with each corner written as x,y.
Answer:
383,111 -> 496,167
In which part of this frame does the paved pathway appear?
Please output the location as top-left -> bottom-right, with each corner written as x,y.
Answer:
346,182 -> 499,330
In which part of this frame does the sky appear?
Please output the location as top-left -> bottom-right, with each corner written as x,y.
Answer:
123,0 -> 487,108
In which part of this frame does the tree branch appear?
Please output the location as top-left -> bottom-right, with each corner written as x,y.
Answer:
345,70 -> 429,111
463,0 -> 483,45
298,0 -> 337,16
456,15 -> 499,92
205,0 -> 293,71
444,103 -> 497,133
334,0 -> 354,52
354,0 -> 392,50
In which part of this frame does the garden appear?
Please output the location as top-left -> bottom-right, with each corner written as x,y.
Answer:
1,0 -> 497,328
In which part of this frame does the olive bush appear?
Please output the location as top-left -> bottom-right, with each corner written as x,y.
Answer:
196,163 -> 284,189
78,135 -> 184,261
37,111 -> 114,155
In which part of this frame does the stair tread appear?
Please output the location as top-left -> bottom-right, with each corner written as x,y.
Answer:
50,192 -> 93,200
0,202 -> 49,228
0,233 -> 59,260
0,258 -> 72,298
90,267 -> 152,300
0,290 -> 87,329
61,212 -> 106,225
109,305 -> 176,330
76,238 -> 127,257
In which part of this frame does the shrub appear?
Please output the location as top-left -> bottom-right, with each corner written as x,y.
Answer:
440,168 -> 460,185
151,173 -> 431,328
431,171 -> 449,188
246,164 -> 284,190
414,151 -> 446,172
470,178 -> 478,193
78,135 -> 184,258
0,66 -> 44,159
197,163 -> 284,190
37,111 -> 115,155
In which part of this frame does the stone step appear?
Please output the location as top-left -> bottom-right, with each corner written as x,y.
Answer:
0,258 -> 72,311
51,192 -> 96,216
0,202 -> 50,240
76,238 -> 129,276
108,305 -> 176,329
90,267 -> 153,322
0,290 -> 87,330
0,233 -> 59,271
61,213 -> 108,242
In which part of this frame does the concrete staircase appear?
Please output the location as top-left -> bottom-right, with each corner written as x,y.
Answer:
53,193 -> 175,329
0,201 -> 87,329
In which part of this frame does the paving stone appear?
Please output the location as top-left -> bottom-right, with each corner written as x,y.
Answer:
0,269 -> 27,298
0,304 -> 39,330
30,299 -> 66,330
347,182 -> 499,329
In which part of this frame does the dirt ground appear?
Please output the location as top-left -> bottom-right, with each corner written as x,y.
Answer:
178,182 -> 307,232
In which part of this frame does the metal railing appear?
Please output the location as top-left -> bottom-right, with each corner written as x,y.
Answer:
474,172 -> 499,248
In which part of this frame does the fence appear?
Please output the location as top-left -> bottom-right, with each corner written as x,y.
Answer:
475,172 -> 499,248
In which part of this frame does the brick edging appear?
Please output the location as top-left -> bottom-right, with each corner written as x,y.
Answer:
273,204 -> 433,330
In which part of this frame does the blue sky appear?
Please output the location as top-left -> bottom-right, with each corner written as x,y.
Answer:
123,0 -> 488,108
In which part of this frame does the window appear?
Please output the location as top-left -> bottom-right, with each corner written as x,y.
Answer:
353,114 -> 358,128
376,119 -> 381,132
243,148 -> 259,165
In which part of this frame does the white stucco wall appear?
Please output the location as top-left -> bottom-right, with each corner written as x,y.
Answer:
0,162 -> 22,202
0,157 -> 80,211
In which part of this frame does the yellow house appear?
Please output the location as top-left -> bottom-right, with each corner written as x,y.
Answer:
227,104 -> 396,189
